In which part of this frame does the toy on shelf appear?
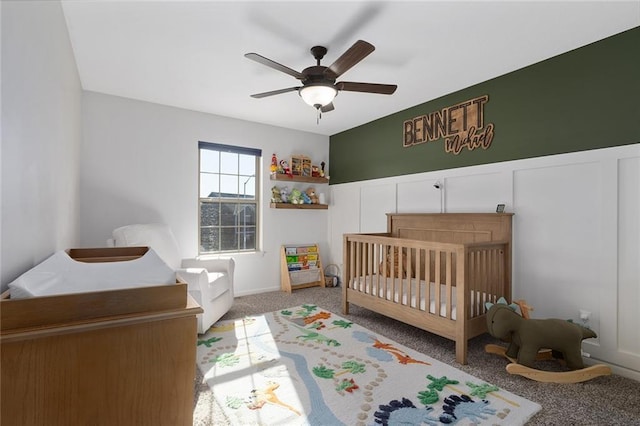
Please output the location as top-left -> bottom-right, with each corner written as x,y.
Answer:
270,154 -> 278,174
306,187 -> 319,204
289,188 -> 303,204
271,186 -> 282,203
280,187 -> 289,203
280,160 -> 293,178
484,298 -> 611,383
290,155 -> 312,177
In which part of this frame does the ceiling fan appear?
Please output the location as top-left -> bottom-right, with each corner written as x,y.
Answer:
245,40 -> 397,117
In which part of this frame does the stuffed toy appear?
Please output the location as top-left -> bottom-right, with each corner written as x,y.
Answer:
485,298 -> 596,369
305,187 -> 319,204
280,186 -> 289,203
301,191 -> 312,204
271,186 -> 282,203
379,247 -> 408,278
289,188 -> 303,204
280,160 -> 292,177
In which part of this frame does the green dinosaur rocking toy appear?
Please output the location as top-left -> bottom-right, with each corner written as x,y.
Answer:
484,298 -> 611,383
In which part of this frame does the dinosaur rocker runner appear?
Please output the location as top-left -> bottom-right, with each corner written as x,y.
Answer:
484,298 -> 612,383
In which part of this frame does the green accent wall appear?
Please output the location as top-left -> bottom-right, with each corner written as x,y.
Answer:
329,27 -> 640,184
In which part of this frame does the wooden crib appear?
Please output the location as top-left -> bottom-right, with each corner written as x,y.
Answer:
343,213 -> 513,364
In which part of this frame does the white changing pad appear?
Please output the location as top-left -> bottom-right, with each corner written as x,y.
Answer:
8,248 -> 176,299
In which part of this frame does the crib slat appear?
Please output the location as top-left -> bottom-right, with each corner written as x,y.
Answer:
497,249 -> 504,304
481,249 -> 488,313
418,249 -> 423,311
467,250 -> 473,318
374,243 -> 379,297
406,247 -> 412,308
435,250 -> 441,316
479,250 -> 484,317
349,240 -> 355,288
445,251 -> 452,319
426,249 -> 432,312
482,249 -> 489,314
355,241 -> 361,285
478,249 -> 484,317
396,244 -> 401,303
384,242 -> 389,299
489,249 -> 496,309
474,249 -> 480,317
366,242 -> 372,290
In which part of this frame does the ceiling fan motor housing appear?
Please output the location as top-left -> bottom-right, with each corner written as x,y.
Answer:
302,66 -> 335,85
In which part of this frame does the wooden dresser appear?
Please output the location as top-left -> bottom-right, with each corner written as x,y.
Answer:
1,247 -> 203,426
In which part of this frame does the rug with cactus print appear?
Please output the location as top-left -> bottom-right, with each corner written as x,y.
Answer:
196,305 -> 541,425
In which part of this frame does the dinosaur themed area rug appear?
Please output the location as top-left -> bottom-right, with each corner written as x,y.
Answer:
196,305 -> 541,425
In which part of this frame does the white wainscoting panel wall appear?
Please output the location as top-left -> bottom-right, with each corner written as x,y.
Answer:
360,184 -> 396,233
397,179 -> 441,214
445,172 -> 510,213
617,157 -> 640,363
328,144 -> 640,379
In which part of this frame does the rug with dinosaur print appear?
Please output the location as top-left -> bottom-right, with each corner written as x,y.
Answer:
196,305 -> 541,425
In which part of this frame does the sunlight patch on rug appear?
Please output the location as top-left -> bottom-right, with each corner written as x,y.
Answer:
196,304 -> 541,425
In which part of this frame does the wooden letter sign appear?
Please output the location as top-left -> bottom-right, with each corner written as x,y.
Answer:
403,95 -> 495,155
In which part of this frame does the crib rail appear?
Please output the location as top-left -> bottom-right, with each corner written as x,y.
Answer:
343,233 -> 510,320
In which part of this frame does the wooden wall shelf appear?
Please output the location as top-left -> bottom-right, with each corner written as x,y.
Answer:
270,203 -> 328,210
270,173 -> 329,184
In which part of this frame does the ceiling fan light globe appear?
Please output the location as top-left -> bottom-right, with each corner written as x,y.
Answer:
299,84 -> 337,108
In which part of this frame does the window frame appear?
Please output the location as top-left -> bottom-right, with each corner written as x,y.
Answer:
198,141 -> 261,255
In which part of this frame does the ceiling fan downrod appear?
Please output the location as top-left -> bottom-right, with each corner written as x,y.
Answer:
310,46 -> 327,65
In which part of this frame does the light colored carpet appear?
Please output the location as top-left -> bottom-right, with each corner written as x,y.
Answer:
193,287 -> 640,425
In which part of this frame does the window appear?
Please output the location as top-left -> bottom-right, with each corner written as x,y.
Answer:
198,141 -> 261,254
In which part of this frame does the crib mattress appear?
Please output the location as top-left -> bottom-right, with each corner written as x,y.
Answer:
349,276 -> 494,320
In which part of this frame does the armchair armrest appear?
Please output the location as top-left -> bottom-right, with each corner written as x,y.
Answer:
181,257 -> 234,278
175,267 -> 208,292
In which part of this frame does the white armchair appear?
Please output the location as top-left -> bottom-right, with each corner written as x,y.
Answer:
107,223 -> 234,334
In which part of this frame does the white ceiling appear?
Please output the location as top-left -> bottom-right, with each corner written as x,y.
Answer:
60,1 -> 639,136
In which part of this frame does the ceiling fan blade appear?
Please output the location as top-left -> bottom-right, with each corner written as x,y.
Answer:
337,81 -> 397,95
328,4 -> 384,47
250,87 -> 300,98
320,102 -> 335,113
325,40 -> 375,78
245,53 -> 305,80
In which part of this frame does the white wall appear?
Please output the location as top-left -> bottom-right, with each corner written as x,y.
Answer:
328,144 -> 640,379
79,91 -> 330,296
1,1 -> 82,288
